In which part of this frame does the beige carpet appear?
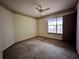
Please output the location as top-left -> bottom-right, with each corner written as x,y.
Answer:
3,37 -> 79,59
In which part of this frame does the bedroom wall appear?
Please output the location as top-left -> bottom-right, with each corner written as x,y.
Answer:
0,17 -> 3,59
0,5 -> 37,51
0,40 -> 2,59
0,6 -> 15,50
14,14 -> 37,42
0,5 -> 37,52
38,17 -> 62,40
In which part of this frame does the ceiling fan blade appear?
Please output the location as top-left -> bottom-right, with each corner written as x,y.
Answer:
35,7 -> 40,11
43,8 -> 50,11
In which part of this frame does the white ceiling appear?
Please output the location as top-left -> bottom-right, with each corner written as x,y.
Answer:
1,0 -> 77,18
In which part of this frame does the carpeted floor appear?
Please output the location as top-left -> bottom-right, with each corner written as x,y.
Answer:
3,37 -> 79,59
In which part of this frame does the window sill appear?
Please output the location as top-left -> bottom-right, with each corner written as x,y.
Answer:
48,33 -> 62,35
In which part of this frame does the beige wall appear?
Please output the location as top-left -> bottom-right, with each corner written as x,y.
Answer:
0,20 -> 3,59
0,6 -> 37,51
0,30 -> 2,59
0,40 -> 2,59
77,1 -> 79,55
14,14 -> 37,42
0,6 -> 15,50
38,17 -> 62,40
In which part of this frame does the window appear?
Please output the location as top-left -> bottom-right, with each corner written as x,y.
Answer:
48,17 -> 63,34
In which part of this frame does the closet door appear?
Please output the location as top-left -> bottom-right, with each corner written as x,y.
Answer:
63,11 -> 77,46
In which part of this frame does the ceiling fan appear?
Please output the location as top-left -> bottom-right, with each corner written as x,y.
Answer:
35,5 -> 50,12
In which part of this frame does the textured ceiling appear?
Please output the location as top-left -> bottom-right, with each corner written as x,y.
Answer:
1,0 -> 77,18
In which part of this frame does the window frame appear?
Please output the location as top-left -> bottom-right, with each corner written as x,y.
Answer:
48,17 -> 63,35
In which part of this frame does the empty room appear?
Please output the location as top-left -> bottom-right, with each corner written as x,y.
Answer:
0,0 -> 79,59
